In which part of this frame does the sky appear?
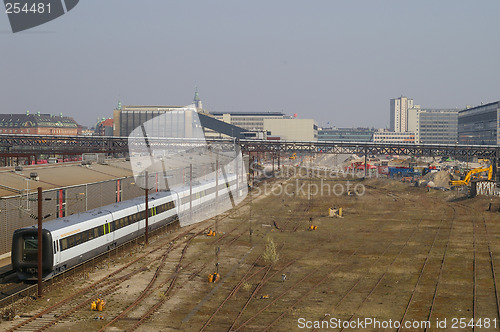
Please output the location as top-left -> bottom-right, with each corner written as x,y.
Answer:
1,1 -> 500,128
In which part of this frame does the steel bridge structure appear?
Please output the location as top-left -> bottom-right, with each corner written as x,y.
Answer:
0,134 -> 498,159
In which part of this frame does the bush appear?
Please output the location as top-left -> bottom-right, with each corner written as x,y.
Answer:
263,237 -> 279,264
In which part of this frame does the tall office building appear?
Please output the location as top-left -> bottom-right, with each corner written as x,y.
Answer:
390,96 -> 414,132
407,108 -> 458,144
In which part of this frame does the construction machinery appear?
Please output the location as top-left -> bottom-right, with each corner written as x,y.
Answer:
450,164 -> 493,187
289,153 -> 297,160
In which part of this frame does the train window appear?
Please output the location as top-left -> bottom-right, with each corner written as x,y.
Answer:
21,237 -> 37,261
74,233 -> 82,246
88,229 -> 94,240
110,221 -> 115,232
94,227 -> 99,238
80,232 -> 86,243
53,241 -> 57,253
68,235 -> 75,248
60,238 -> 68,251
98,226 -> 104,237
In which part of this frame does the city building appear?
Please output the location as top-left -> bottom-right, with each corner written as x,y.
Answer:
318,127 -> 375,142
407,108 -> 458,144
373,129 -> 415,144
210,112 -> 286,132
390,96 -> 415,132
113,105 -> 249,139
458,101 -> 500,145
95,118 -> 114,136
0,112 -> 81,135
113,104 -> 184,137
263,118 -> 318,141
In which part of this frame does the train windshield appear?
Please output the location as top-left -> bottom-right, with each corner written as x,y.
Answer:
22,236 -> 38,262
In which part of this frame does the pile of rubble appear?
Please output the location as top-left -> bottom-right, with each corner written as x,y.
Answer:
418,171 -> 452,188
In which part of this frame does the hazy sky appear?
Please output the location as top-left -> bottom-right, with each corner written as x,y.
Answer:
1,1 -> 500,128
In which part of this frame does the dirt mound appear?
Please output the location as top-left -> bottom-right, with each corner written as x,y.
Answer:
423,171 -> 451,188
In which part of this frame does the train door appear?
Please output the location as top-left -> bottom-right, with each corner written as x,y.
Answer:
54,238 -> 61,265
105,220 -> 112,244
176,194 -> 183,216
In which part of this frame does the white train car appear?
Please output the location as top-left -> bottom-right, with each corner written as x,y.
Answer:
12,174 -> 239,280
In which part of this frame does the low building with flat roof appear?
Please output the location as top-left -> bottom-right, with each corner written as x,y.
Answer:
318,127 -> 374,142
373,130 -> 415,144
263,118 -> 318,141
210,112 -> 286,132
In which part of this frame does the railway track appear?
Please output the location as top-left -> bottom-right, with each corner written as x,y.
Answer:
4,225 -> 199,332
97,226 -> 207,331
210,179 -> 425,331
396,217 -> 447,331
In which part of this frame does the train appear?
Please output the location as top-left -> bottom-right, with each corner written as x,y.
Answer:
12,174 -> 241,280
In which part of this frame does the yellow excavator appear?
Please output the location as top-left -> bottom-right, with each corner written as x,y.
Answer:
450,164 -> 493,187
289,153 -> 297,160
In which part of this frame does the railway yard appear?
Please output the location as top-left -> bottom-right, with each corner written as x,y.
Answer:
1,162 -> 500,331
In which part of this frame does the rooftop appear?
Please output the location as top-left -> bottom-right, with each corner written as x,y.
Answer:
0,113 -> 79,128
0,160 -> 133,198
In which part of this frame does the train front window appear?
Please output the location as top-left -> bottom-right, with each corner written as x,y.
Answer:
22,237 -> 38,262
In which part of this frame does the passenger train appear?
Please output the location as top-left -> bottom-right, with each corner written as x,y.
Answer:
12,174 -> 240,280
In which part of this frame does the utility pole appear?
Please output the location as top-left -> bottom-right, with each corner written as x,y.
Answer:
249,186 -> 253,245
37,187 -> 43,298
364,149 -> 368,178
145,171 -> 149,245
189,164 -> 193,223
215,156 -> 219,233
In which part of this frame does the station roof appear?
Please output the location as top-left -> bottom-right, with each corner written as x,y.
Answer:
0,159 -> 133,198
